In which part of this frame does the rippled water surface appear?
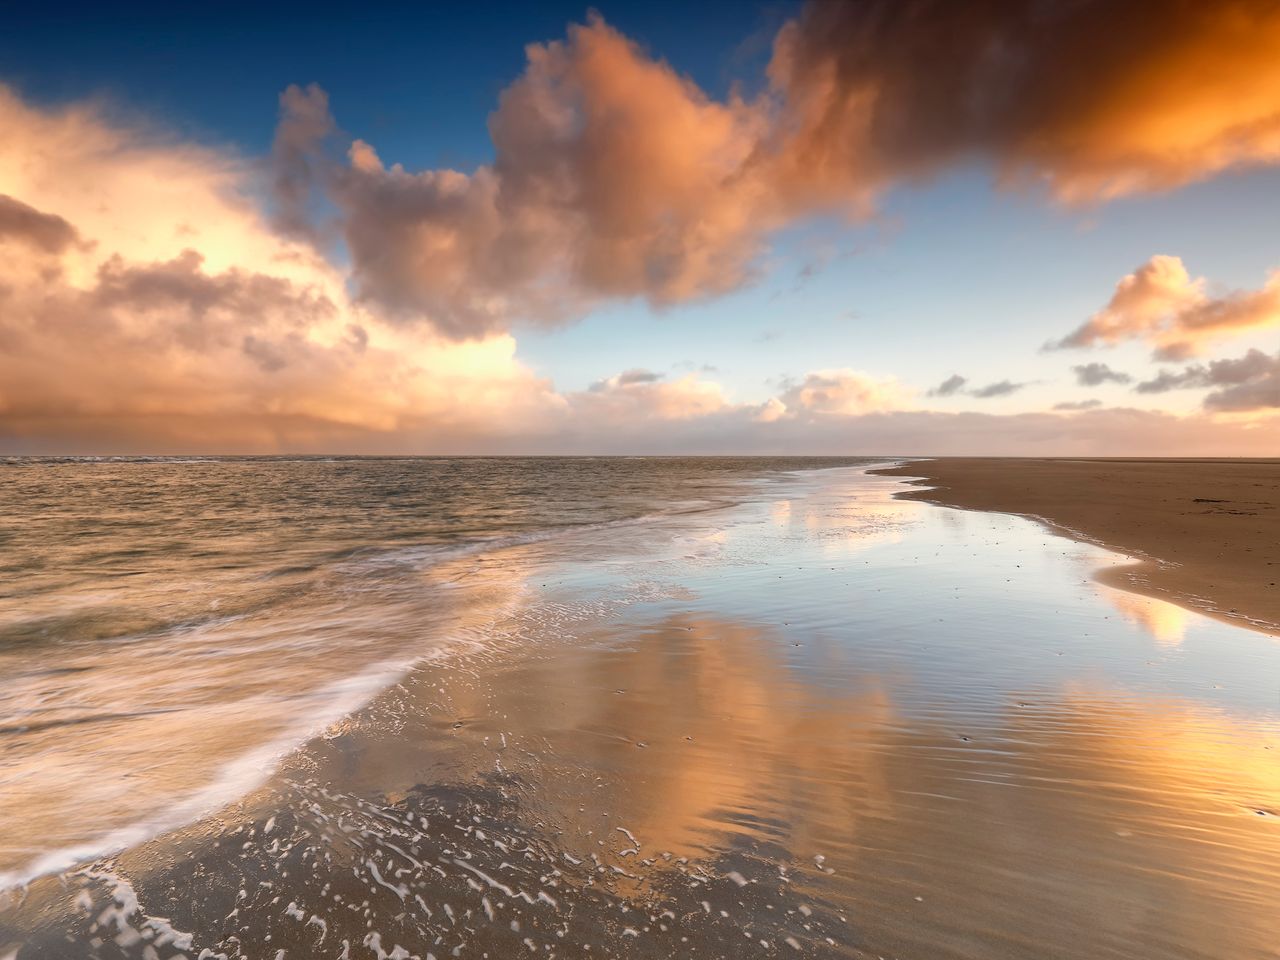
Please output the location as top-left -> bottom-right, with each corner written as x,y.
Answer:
2,459 -> 1278,959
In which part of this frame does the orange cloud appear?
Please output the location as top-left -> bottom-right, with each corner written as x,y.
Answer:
0,85 -> 565,452
767,0 -> 1280,205
296,3 -> 1280,340
0,193 -> 79,253
573,370 -> 730,422
1054,256 -> 1280,359
311,19 -> 774,338
775,369 -> 908,417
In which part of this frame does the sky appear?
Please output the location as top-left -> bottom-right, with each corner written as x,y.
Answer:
1,0 -> 1278,455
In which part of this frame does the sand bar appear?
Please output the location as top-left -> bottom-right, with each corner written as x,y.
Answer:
874,458 -> 1280,634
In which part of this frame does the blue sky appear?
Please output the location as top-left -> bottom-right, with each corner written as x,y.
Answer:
518,165 -> 1280,409
0,1 -> 792,166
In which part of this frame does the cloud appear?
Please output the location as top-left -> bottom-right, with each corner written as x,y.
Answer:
768,0 -> 1280,206
1134,348 -> 1280,411
593,368 -> 665,391
303,18 -> 776,338
928,374 -> 967,397
754,396 -> 788,423
969,379 -> 1027,399
776,369 -> 907,417
273,2 -> 1280,339
6,2 -> 1280,455
927,374 -> 1027,399
1054,399 -> 1104,411
1053,255 -> 1280,359
572,370 -> 729,422
0,84 -> 565,452
495,406 -> 1278,457
1207,373 -> 1280,413
0,193 -> 80,254
1073,362 -> 1131,386
270,83 -> 335,240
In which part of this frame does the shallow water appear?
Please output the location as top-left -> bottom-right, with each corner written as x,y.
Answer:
0,456 -> 853,886
2,462 -> 1279,959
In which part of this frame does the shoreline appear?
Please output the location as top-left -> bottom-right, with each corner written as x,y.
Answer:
872,458 -> 1280,637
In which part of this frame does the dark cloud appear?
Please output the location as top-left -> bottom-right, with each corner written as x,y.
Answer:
1073,362 -> 1131,386
0,194 -> 79,254
928,374 -> 1028,399
615,368 -> 663,386
589,368 -> 664,391
1205,374 -> 1280,412
928,373 -> 967,397
1054,399 -> 1103,411
270,84 -> 336,241
1135,368 -> 1204,394
770,0 -> 1280,205
970,380 -> 1027,399
1136,349 -> 1274,391
1134,349 -> 1279,412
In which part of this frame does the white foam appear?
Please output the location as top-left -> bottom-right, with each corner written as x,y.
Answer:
0,656 -> 417,893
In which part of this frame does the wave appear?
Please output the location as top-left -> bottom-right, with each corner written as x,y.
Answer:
0,655 -> 420,894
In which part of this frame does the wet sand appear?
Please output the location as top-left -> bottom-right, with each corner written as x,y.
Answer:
873,458 -> 1280,635
4,467 -> 1280,959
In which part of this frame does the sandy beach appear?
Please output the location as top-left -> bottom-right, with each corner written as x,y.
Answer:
873,459 -> 1280,636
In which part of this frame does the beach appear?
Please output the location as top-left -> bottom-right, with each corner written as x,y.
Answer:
3,460 -> 1280,959
872,459 -> 1280,635
6,3 -> 1279,956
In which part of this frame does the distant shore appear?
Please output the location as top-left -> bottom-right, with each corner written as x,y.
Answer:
873,458 -> 1280,636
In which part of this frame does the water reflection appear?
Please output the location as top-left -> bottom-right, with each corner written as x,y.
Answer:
1100,583 -> 1192,647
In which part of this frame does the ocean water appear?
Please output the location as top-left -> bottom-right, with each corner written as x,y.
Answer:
0,455 -> 864,887
3,459 -> 1279,960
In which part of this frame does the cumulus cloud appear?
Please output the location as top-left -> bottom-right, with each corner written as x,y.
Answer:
273,2 -> 1280,339
1073,362 -> 1131,386
1053,255 -> 1280,359
572,370 -> 729,422
300,19 -> 775,338
775,369 -> 907,417
1134,349 -> 1280,411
